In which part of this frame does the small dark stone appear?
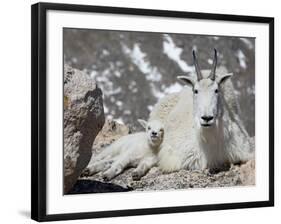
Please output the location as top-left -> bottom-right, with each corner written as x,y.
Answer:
68,180 -> 133,194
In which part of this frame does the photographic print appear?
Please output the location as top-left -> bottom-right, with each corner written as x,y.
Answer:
31,3 -> 273,221
63,29 -> 256,195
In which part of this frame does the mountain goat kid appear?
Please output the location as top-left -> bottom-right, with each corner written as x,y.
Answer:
84,119 -> 164,181
154,49 -> 254,172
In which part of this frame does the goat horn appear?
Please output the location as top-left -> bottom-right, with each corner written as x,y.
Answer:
192,50 -> 203,81
209,48 -> 217,81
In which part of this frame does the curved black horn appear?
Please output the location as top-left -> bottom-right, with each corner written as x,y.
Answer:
209,48 -> 217,80
192,50 -> 203,80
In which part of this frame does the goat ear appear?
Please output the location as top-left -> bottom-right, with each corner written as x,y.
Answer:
217,73 -> 233,84
137,119 -> 147,129
177,75 -> 195,87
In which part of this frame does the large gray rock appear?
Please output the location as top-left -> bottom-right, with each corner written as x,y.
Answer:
64,65 -> 105,193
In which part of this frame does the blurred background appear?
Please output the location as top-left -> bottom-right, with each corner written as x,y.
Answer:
63,28 -> 255,136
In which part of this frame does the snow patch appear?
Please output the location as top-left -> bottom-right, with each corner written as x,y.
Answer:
90,70 -> 98,78
247,86 -> 255,95
102,49 -> 110,56
207,59 -> 213,65
163,34 -> 193,73
236,50 -> 247,69
114,70 -> 122,78
128,81 -> 138,93
131,88 -> 138,93
128,81 -> 136,90
212,36 -> 220,40
237,81 -> 242,88
240,38 -> 254,49
122,43 -> 162,82
234,89 -> 241,96
116,61 -> 123,67
103,105 -> 109,114
150,83 -> 165,99
147,105 -> 154,111
116,100 -> 123,107
124,110 -> 131,115
71,57 -> 77,63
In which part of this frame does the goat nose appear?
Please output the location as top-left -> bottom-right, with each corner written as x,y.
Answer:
201,116 -> 214,122
152,131 -> 157,136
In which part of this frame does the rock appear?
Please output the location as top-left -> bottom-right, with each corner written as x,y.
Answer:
92,119 -> 129,154
84,119 -> 130,170
239,159 -> 255,185
64,65 -> 105,194
68,180 -> 132,194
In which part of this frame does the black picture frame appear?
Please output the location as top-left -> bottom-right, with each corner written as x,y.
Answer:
31,2 -> 274,222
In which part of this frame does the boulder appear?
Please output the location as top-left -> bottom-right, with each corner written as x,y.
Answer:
93,119 -> 129,150
64,65 -> 105,193
239,159 -> 255,185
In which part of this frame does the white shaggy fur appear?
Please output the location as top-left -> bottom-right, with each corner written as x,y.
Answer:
85,119 -> 164,180
150,69 -> 254,172
149,92 -> 180,123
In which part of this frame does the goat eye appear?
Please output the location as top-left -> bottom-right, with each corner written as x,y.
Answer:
215,89 -> 218,93
148,126 -> 151,130
194,89 -> 198,94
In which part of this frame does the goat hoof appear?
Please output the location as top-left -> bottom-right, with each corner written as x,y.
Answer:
132,172 -> 141,181
103,175 -> 112,182
81,168 -> 90,177
102,173 -> 112,182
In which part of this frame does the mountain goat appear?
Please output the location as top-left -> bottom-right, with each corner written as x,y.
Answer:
151,49 -> 254,172
84,119 -> 164,180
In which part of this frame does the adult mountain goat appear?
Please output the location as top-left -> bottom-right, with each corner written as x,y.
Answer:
150,49 -> 254,172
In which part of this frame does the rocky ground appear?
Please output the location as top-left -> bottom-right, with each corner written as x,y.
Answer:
79,161 -> 255,192
74,120 -> 255,194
